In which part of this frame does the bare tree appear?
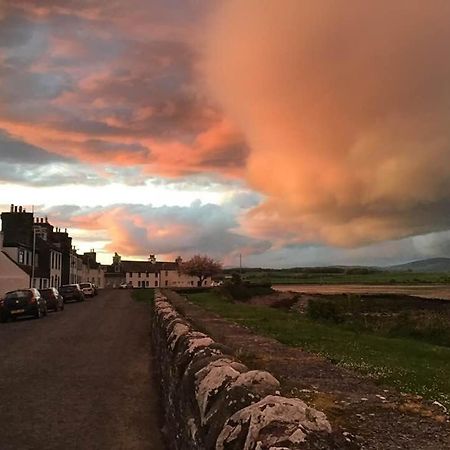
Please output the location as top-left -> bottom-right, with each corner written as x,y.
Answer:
182,255 -> 222,287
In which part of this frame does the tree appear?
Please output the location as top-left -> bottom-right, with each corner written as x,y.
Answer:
182,255 -> 222,287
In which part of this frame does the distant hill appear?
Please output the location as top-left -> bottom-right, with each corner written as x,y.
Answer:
389,258 -> 450,273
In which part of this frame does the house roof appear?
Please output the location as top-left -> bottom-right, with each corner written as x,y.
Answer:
104,260 -> 180,274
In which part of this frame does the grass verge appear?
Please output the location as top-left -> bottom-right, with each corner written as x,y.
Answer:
131,288 -> 155,304
187,290 -> 450,408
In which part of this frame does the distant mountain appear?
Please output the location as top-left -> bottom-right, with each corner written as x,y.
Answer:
389,258 -> 450,273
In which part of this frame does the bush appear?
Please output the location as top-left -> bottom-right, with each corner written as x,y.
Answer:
223,282 -> 274,302
307,299 -> 345,323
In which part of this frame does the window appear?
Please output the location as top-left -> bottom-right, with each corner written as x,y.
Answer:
18,250 -> 24,264
146,272 -> 149,278
165,270 -> 168,276
155,280 -> 158,287
165,280 -> 168,286
146,281 -> 149,287
129,272 -> 133,277
138,272 -> 141,278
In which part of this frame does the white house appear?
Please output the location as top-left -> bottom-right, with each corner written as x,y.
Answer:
115,257 -> 211,288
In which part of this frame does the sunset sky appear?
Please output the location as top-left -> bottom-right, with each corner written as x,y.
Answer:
1,1 -> 449,266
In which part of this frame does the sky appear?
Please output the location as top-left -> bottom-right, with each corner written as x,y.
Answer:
1,0 -> 449,267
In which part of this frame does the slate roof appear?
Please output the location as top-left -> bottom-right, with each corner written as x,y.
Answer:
104,260 -> 180,274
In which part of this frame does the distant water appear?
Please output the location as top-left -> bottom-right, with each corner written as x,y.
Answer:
273,284 -> 450,300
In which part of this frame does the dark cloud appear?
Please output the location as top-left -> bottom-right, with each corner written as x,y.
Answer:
0,132 -> 69,163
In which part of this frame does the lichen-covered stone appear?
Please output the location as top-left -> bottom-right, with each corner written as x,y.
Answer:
216,395 -> 332,450
201,371 -> 281,448
195,360 -> 243,422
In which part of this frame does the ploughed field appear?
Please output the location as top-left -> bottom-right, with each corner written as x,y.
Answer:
0,289 -> 164,450
275,283 -> 450,300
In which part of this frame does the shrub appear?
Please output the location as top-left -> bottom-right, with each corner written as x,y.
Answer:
307,299 -> 345,323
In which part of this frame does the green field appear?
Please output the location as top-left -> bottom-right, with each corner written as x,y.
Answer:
237,270 -> 450,285
186,290 -> 450,408
132,288 -> 155,304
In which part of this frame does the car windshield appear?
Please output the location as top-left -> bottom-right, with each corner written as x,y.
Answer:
40,289 -> 53,298
5,290 -> 32,300
80,283 -> 90,288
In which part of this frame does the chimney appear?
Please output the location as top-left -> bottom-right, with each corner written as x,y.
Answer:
45,216 -> 48,223
23,208 -> 26,213
10,204 -> 14,212
40,218 -> 44,223
14,206 -> 18,212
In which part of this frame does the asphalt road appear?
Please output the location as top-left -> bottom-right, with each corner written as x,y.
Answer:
0,289 -> 165,450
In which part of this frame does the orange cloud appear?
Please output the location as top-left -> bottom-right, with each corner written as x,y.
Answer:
205,0 -> 450,246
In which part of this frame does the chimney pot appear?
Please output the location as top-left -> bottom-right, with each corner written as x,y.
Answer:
14,206 -> 18,213
10,204 -> 14,212
18,206 -> 22,213
45,216 -> 48,223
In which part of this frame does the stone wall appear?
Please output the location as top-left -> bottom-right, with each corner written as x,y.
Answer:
152,290 -> 358,449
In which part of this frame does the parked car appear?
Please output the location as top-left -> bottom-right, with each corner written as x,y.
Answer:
59,284 -> 85,303
119,282 -> 132,289
40,287 -> 64,312
79,282 -> 95,297
0,288 -> 47,322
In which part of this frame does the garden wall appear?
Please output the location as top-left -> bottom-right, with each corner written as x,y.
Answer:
152,290 -> 356,449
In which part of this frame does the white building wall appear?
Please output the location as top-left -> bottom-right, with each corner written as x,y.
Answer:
0,234 -> 30,296
159,268 -> 211,288
126,271 -> 159,288
50,250 -> 62,287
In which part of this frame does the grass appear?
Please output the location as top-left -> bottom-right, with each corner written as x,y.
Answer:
242,270 -> 450,285
131,288 -> 155,304
187,291 -> 450,408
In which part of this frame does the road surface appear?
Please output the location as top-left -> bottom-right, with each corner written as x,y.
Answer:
274,283 -> 450,300
0,289 -> 165,450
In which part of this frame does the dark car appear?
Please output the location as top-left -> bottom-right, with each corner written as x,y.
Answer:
40,287 -> 64,312
59,284 -> 85,303
0,288 -> 47,322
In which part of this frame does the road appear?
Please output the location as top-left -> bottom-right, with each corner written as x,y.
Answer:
0,289 -> 165,450
274,283 -> 450,300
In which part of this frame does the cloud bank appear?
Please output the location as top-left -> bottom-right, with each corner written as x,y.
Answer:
205,0 -> 450,247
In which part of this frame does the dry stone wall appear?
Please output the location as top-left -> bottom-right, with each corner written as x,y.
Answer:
152,290 -> 358,449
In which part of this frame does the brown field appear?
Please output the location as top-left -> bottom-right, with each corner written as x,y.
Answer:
274,284 -> 450,300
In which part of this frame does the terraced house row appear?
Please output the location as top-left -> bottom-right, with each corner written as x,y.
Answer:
0,204 -> 104,297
